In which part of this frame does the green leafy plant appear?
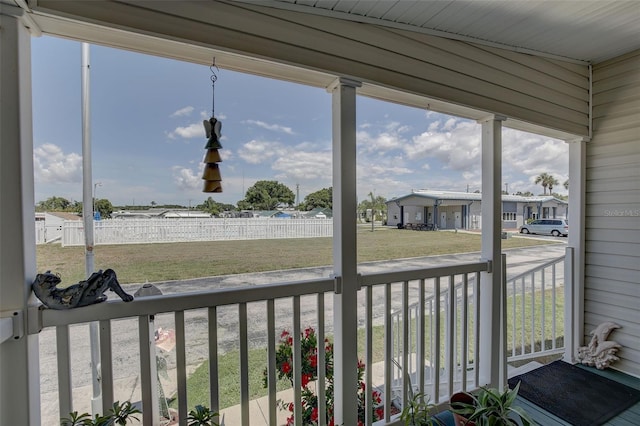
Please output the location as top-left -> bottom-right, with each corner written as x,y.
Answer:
264,327 -> 385,425
449,382 -> 535,426
61,400 -> 140,425
186,404 -> 220,426
400,391 -> 440,425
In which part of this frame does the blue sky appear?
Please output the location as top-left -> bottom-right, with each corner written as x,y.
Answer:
31,35 -> 569,208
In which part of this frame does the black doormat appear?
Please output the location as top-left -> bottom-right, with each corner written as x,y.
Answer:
508,360 -> 640,426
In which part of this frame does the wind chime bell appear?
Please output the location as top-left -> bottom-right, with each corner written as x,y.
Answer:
202,60 -> 223,193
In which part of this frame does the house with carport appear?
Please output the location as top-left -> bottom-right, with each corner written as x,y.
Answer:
387,190 -> 568,231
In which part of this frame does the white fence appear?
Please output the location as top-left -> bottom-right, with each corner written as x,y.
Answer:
58,218 -> 333,246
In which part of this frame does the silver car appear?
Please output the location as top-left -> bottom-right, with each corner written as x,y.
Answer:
520,219 -> 568,237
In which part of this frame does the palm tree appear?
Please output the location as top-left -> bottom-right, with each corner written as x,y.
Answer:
535,173 -> 551,195
547,175 -> 559,195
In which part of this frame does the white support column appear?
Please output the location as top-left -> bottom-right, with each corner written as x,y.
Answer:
478,115 -> 506,389
329,77 -> 361,426
0,6 -> 40,425
564,138 -> 587,363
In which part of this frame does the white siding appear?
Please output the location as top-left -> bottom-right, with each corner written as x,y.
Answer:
586,49 -> 640,377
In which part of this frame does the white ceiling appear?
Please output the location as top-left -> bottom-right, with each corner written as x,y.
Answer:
236,0 -> 640,64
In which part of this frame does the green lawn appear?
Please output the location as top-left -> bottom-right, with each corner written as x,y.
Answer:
36,227 -> 556,284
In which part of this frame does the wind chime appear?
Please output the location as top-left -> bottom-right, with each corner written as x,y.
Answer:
202,59 -> 223,193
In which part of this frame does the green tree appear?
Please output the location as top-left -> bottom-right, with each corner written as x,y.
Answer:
242,180 -> 295,210
358,193 -> 387,222
515,191 -> 534,197
36,196 -> 72,212
196,197 -> 234,216
300,187 -> 332,211
94,199 -> 114,219
547,175 -> 559,194
534,173 -> 552,195
563,179 -> 569,190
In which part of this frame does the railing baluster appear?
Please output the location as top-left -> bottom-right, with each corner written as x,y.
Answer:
365,286 -> 373,426
402,280 -> 409,407
99,320 -> 113,411
511,278 -> 516,358
239,303 -> 249,426
541,268 -> 546,351
461,274 -> 468,391
521,277 -> 526,356
474,272 -> 480,389
384,283 -> 392,423
175,311 -> 187,426
56,325 -> 73,418
207,307 -> 219,416
292,296 -> 302,426
139,315 -> 159,426
531,272 -> 536,354
552,263 -> 557,349
317,294 -> 326,426
433,277 -> 440,403
418,279 -> 425,397
447,275 -> 455,397
266,300 -> 277,426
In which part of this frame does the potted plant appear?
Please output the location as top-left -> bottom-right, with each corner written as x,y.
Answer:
400,390 -> 444,425
449,382 -> 535,426
61,400 -> 140,425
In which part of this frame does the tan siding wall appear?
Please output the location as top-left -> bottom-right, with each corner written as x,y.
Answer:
587,50 -> 640,377
36,0 -> 589,136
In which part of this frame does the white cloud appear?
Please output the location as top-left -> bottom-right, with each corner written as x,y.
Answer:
170,106 -> 194,117
172,165 -> 202,190
357,130 -> 404,154
245,120 -> 294,135
33,143 -> 83,183
238,139 -> 284,164
272,150 -> 332,180
405,119 -> 480,171
168,122 -> 205,139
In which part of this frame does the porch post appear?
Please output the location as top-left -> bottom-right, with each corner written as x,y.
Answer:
478,115 -> 506,389
0,6 -> 40,425
329,77 -> 361,425
564,138 -> 587,363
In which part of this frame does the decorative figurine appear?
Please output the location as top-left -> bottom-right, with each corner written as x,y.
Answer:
577,321 -> 622,369
32,269 -> 134,309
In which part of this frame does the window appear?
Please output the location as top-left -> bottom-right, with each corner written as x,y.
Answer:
502,212 -> 516,220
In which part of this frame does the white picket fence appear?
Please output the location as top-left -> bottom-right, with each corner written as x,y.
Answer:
58,218 -> 333,246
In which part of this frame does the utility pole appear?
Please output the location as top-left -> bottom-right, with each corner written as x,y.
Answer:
296,183 -> 300,209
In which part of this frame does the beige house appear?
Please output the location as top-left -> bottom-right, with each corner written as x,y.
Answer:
1,2 -> 638,425
387,190 -> 568,230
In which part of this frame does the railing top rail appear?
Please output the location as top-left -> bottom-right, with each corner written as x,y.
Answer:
506,255 -> 564,283
360,261 -> 488,286
31,277 -> 335,331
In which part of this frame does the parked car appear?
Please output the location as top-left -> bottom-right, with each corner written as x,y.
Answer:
520,219 -> 568,237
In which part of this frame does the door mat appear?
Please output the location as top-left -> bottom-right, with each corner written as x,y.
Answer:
508,360 -> 640,426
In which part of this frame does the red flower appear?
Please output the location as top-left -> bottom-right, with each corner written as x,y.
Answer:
375,407 -> 384,420
287,337 -> 293,345
301,373 -> 312,387
281,330 -> 290,339
305,327 -> 314,338
288,402 -> 294,412
282,361 -> 291,374
286,415 -> 294,426
328,418 -> 334,426
309,353 -> 318,368
358,421 -> 364,426
311,407 -> 318,421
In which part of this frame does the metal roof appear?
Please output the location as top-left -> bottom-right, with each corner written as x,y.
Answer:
389,190 -> 566,204
238,0 -> 640,63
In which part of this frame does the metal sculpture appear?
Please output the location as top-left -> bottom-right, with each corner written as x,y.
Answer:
32,269 -> 134,309
577,321 -> 622,369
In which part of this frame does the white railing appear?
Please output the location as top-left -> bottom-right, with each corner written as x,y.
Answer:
506,254 -> 565,362
31,261 -> 488,426
59,218 -> 333,246
388,254 -> 566,392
